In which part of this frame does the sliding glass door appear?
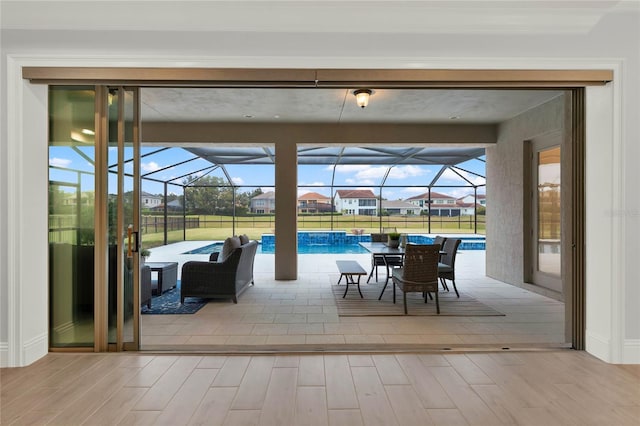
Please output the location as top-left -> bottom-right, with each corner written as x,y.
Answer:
48,86 -> 141,350
107,87 -> 141,349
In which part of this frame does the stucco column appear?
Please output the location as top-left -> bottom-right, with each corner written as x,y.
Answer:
275,141 -> 297,279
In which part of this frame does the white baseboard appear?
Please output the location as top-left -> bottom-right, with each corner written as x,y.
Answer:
623,339 -> 640,364
586,330 -> 611,363
0,342 -> 8,368
23,333 -> 48,366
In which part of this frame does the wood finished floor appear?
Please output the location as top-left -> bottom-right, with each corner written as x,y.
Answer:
2,351 -> 639,425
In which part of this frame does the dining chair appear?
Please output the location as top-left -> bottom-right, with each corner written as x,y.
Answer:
391,243 -> 441,314
367,233 -> 403,283
433,235 -> 447,247
433,235 -> 448,290
438,238 -> 461,297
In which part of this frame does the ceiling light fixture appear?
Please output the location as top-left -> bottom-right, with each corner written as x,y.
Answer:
353,89 -> 374,108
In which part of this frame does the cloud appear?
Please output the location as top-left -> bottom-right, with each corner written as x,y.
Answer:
49,157 -> 72,168
327,164 -> 370,173
386,165 -> 426,179
141,161 -> 161,173
231,177 -> 244,185
401,187 -> 428,194
299,181 -> 325,187
334,165 -> 426,185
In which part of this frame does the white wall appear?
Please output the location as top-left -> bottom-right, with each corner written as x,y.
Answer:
1,2 -> 638,365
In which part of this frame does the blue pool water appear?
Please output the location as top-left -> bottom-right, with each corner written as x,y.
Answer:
182,241 -> 368,255
183,231 -> 485,255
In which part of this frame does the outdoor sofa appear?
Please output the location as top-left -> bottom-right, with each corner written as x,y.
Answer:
180,237 -> 258,304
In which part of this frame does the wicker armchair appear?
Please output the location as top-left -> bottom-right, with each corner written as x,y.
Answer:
391,243 -> 441,314
180,240 -> 258,304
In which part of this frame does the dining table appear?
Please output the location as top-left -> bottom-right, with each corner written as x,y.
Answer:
358,242 -> 446,300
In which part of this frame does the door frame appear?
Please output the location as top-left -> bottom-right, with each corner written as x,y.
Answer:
4,59 -> 625,366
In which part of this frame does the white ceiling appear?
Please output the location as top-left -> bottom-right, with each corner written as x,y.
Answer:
2,1 -> 632,34
141,88 -> 564,124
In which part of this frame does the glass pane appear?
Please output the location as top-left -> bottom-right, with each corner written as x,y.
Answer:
107,88 -> 119,343
48,86 -> 96,347
107,89 -> 138,345
537,146 -> 561,276
123,89 -> 136,344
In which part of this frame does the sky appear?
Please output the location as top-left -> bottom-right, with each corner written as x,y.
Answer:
49,145 -> 486,201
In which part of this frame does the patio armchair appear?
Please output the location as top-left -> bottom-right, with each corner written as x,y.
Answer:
391,243 -> 441,314
181,239 -> 258,304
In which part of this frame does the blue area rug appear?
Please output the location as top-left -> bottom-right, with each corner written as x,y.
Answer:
141,281 -> 208,315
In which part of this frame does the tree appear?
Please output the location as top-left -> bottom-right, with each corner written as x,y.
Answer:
183,175 -> 233,214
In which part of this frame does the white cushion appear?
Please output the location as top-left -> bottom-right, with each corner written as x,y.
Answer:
219,236 -> 241,262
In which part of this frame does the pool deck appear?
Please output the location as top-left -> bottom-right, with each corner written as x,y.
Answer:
141,240 -> 567,352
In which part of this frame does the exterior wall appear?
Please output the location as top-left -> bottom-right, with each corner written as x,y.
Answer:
486,95 -> 565,286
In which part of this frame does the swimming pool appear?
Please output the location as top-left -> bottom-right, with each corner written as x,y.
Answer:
182,241 -> 369,255
183,232 -> 485,255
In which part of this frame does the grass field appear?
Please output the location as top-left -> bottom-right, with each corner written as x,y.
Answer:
140,214 -> 485,249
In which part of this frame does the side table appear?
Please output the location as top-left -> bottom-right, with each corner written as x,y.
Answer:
146,261 -> 178,295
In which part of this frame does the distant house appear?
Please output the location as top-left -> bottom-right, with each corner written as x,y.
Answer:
152,199 -> 183,212
458,194 -> 486,206
61,191 -> 95,207
380,200 -> 418,216
334,189 -> 377,216
250,191 -> 276,214
141,191 -> 162,209
405,191 -> 461,216
456,194 -> 486,215
298,192 -> 332,214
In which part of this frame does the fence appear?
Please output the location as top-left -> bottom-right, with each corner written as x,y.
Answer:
141,215 -> 199,234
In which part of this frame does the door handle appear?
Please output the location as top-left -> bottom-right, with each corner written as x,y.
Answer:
127,225 -> 140,257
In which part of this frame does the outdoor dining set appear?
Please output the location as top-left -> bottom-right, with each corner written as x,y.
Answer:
336,234 -> 462,314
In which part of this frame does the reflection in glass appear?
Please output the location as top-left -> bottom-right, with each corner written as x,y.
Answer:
48,86 -> 96,347
537,147 -> 561,276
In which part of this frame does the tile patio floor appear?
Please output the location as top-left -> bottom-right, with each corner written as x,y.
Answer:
141,243 -> 566,352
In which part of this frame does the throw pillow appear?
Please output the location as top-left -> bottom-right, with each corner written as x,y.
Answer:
219,236 -> 241,262
239,234 -> 250,245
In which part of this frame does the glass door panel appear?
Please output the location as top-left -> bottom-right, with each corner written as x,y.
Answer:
48,86 -> 96,347
107,87 -> 140,349
528,136 -> 563,294
537,147 -> 561,277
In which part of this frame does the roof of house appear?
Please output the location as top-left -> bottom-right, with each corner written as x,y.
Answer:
141,191 -> 162,198
298,191 -> 330,201
458,194 -> 486,200
251,191 -> 275,199
405,191 -> 455,201
335,189 -> 376,199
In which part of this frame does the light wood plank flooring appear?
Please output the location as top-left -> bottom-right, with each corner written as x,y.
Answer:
2,351 -> 638,425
